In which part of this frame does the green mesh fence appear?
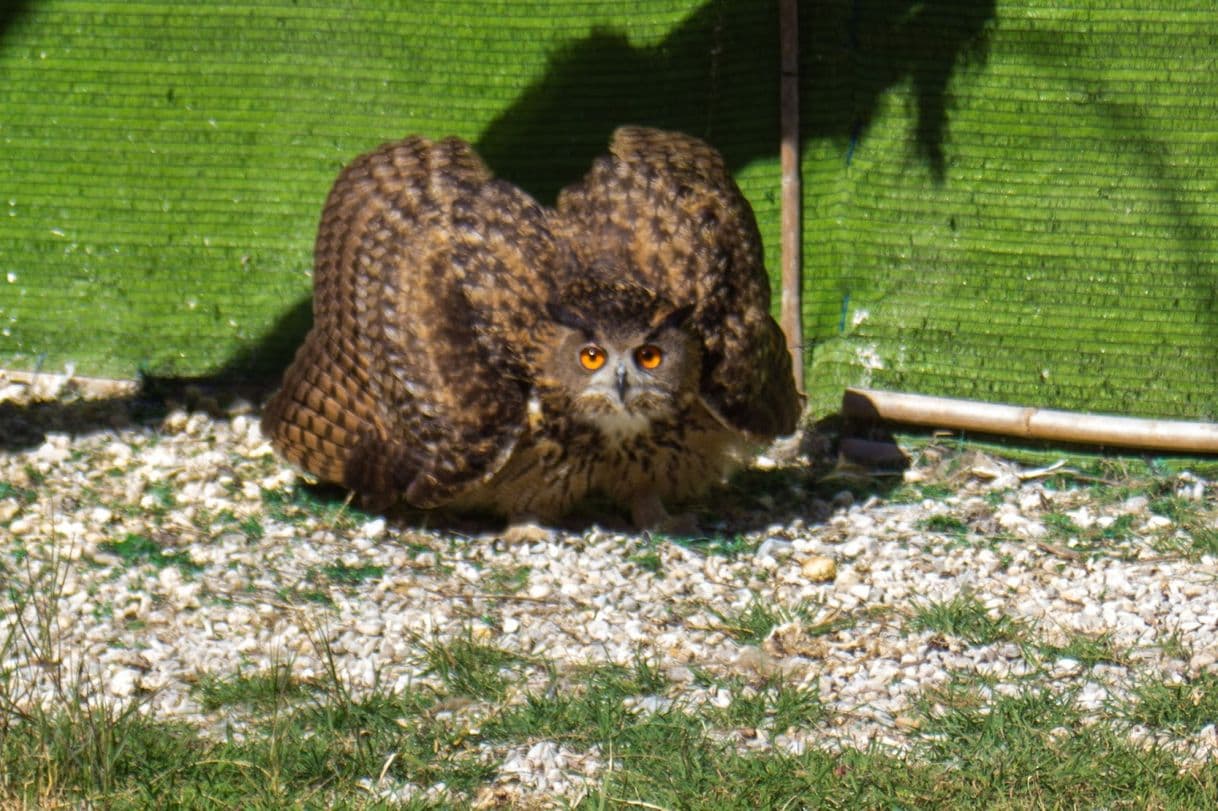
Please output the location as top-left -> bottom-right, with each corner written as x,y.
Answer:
1,1 -> 1215,420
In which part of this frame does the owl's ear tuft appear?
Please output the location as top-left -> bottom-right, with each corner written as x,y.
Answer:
546,299 -> 596,338
648,303 -> 696,337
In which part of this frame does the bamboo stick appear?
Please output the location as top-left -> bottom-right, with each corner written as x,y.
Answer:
843,387 -> 1218,453
779,0 -> 804,392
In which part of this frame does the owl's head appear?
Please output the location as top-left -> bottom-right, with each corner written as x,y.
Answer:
541,282 -> 700,435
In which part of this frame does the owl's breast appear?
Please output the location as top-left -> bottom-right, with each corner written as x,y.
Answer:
452,394 -> 747,522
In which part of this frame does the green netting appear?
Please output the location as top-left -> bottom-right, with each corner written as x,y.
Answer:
806,2 -> 1218,419
1,0 -> 1215,420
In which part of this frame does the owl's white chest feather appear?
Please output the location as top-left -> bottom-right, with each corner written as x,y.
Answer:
589,410 -> 652,443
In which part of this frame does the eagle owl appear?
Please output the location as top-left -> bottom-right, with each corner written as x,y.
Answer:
261,127 -> 801,530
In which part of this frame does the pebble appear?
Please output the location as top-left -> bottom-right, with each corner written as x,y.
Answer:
799,555 -> 837,582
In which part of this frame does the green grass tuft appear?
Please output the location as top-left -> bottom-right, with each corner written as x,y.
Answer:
97,533 -> 203,573
918,513 -> 970,537
420,632 -> 530,701
194,664 -> 315,713
1036,631 -> 1127,669
908,591 -> 1027,646
312,562 -> 386,586
1124,672 -> 1218,734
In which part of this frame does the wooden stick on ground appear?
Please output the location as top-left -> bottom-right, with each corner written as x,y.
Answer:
843,387 -> 1218,453
779,0 -> 804,392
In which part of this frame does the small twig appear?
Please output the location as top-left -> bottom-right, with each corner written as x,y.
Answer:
610,799 -> 674,811
1035,541 -> 1083,561
1016,460 -> 1067,481
376,752 -> 398,786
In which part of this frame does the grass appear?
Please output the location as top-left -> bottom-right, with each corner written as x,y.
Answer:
907,590 -> 1028,647
96,532 -> 204,574
710,599 -> 789,644
1036,630 -> 1128,668
193,662 -> 315,713
0,481 -> 37,504
890,481 -> 955,504
919,513 -> 969,536
702,676 -> 827,734
704,597 -> 851,649
482,564 -> 531,595
1124,672 -> 1218,734
911,678 -> 1218,809
261,484 -> 373,530
311,561 -> 386,586
418,631 -> 531,701
1149,494 -> 1218,556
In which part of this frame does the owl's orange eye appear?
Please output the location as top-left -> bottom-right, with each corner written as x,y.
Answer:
634,345 -> 663,370
579,345 -> 607,371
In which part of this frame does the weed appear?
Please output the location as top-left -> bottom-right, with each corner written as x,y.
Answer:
238,515 -> 264,541
629,548 -> 664,574
918,513 -> 969,537
1124,672 -> 1218,734
420,631 -> 529,701
705,677 -> 826,734
1043,511 -> 1140,556
194,662 -> 314,713
911,678 -> 1217,807
96,533 -> 203,574
0,481 -> 36,503
908,590 -> 1027,646
483,564 -> 531,595
1036,630 -> 1127,668
670,533 -> 752,558
890,482 -> 954,504
145,481 -> 176,509
1043,512 -> 1079,536
311,562 -> 386,586
276,586 -> 334,606
1158,629 -> 1194,662
711,599 -> 787,645
261,485 -> 370,529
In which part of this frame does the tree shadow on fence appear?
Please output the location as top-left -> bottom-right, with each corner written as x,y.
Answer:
222,0 -> 993,393
0,1 -> 32,44
0,0 -> 994,476
476,0 -> 995,200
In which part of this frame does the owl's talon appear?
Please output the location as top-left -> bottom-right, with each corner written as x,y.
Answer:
630,492 -> 699,536
500,520 -> 556,544
655,512 -> 701,538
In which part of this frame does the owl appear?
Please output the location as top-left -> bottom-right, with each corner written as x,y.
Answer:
261,127 -> 802,531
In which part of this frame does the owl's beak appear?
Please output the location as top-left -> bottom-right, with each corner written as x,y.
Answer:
615,363 -> 629,403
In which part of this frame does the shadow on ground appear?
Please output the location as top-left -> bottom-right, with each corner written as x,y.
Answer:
272,415 -> 909,540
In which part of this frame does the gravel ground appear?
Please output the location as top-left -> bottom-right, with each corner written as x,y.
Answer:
2,370 -> 1217,804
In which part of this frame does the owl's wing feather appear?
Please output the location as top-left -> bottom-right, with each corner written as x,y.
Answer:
556,126 -> 802,439
262,137 -> 557,508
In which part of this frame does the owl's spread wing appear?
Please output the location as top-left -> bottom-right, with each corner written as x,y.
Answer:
555,126 -> 802,439
262,136 -> 557,508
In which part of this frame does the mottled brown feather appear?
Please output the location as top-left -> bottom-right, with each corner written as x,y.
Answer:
263,137 -> 555,507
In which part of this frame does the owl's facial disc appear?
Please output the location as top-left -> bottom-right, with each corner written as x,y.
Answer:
566,332 -> 690,441
544,298 -> 698,437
